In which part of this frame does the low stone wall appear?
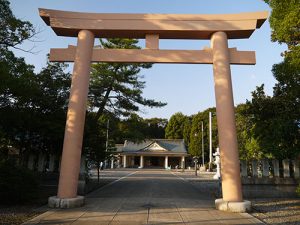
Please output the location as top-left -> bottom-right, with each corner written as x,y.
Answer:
242,177 -> 299,198
240,159 -> 300,198
191,178 -> 298,198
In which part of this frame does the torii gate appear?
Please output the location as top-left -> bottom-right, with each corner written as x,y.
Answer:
39,9 -> 267,212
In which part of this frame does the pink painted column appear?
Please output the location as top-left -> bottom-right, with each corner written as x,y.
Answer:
211,31 -> 243,202
57,30 -> 94,198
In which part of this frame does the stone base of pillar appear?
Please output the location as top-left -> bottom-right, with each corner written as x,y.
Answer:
215,198 -> 251,213
48,196 -> 84,208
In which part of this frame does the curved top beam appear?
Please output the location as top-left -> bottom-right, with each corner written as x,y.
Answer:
39,8 -> 268,39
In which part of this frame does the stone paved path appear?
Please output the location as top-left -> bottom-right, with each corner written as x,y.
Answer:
24,170 -> 263,225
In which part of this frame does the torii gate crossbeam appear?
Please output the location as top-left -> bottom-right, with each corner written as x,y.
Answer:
40,8 -> 268,212
49,46 -> 256,65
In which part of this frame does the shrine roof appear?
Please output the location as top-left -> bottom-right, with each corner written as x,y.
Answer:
117,139 -> 187,155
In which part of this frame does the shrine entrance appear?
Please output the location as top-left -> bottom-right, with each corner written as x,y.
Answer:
39,8 -> 267,212
144,157 -> 164,168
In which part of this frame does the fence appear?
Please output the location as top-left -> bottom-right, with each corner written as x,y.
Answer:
240,159 -> 300,179
240,159 -> 299,198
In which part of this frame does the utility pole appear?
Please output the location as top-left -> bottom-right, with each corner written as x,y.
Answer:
209,112 -> 212,171
201,121 -> 204,166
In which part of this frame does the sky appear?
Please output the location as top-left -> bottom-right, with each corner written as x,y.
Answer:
10,0 -> 286,120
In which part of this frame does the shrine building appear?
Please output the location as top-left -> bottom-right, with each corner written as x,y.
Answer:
115,139 -> 188,169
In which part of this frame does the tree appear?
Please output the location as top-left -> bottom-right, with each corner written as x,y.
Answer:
113,114 -> 166,142
189,113 -> 203,157
0,49 -> 37,160
245,85 -> 299,159
116,113 -> 146,143
0,0 -> 36,51
0,55 -> 71,164
143,118 -> 168,139
188,108 -> 218,158
235,104 -> 262,160
32,60 -> 71,156
0,0 -> 38,162
182,117 -> 192,146
265,0 -> 300,125
84,113 -> 111,182
89,38 -> 166,120
165,112 -> 187,139
264,0 -> 299,63
84,38 -> 167,173
242,0 -> 300,159
264,0 -> 300,111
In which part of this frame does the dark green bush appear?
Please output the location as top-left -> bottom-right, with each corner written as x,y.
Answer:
0,160 -> 39,204
296,184 -> 300,197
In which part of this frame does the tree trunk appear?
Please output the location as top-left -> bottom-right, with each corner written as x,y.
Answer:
96,87 -> 112,119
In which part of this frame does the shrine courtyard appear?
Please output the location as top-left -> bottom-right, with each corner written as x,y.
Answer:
24,170 -> 262,225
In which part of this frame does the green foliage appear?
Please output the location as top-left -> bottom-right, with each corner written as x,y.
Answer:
245,85 -> 299,159
264,0 -> 300,125
189,113 -> 203,156
182,117 -> 192,145
165,108 -> 218,159
0,1 -> 70,161
86,38 -> 167,165
84,113 -> 109,169
188,108 -> 217,157
0,0 -> 35,50
0,160 -> 39,204
296,184 -> 300,197
143,118 -> 167,139
116,114 -> 167,143
89,38 -> 166,119
116,113 -> 146,142
236,104 -> 263,160
165,112 -> 187,139
264,0 -> 299,50
240,0 -> 300,160
0,54 -> 70,159
267,0 -> 300,135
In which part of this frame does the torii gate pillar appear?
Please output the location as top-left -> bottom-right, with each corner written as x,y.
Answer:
48,30 -> 94,208
211,32 -> 251,211
212,31 -> 243,201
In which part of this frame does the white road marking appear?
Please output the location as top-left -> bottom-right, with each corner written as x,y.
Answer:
94,170 -> 139,191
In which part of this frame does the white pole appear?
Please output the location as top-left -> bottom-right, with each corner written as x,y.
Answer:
209,112 -> 212,170
105,119 -> 109,168
201,121 -> 204,166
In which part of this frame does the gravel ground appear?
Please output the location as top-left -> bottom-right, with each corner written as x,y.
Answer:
0,170 -> 131,225
0,205 -> 44,225
175,171 -> 300,224
251,198 -> 300,225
